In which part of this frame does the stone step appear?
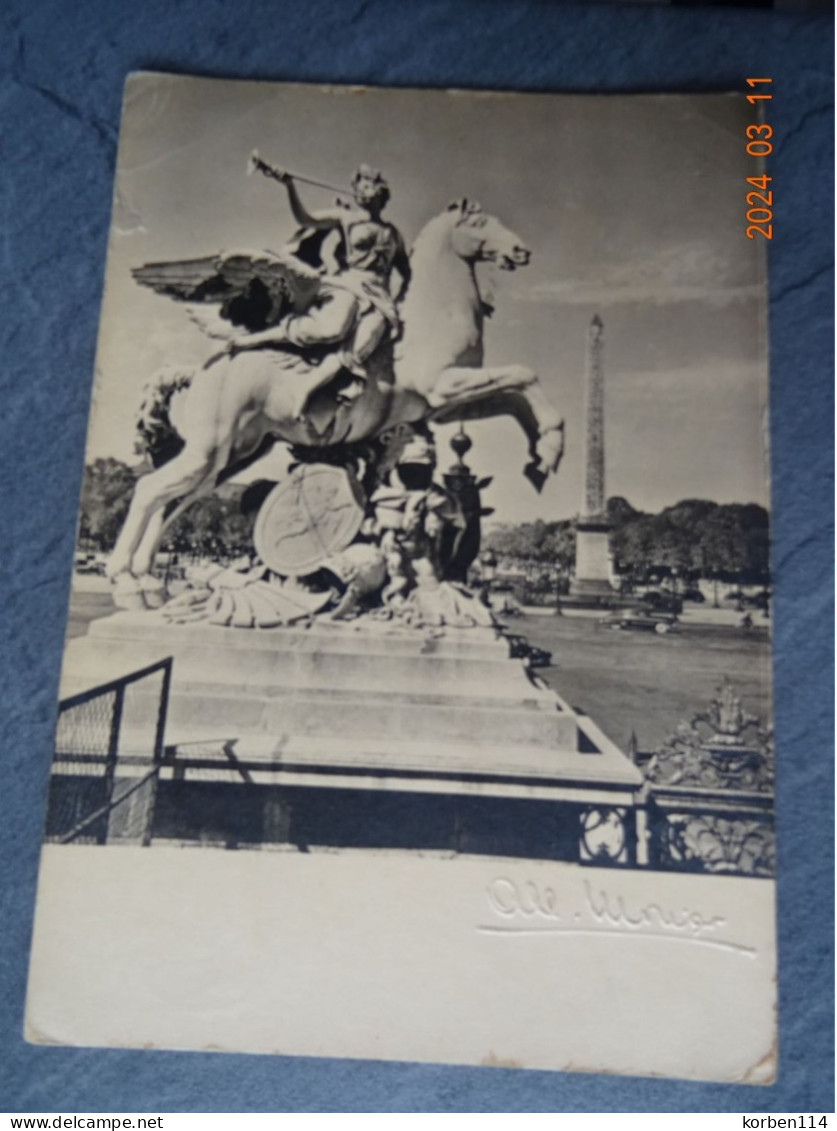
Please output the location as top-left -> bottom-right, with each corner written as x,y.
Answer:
59,613 -> 576,750
80,643 -> 542,700
87,612 -> 512,661
74,630 -> 544,705
58,674 -> 579,749
157,727 -> 641,790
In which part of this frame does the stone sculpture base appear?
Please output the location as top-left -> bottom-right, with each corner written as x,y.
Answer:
56,611 -> 644,859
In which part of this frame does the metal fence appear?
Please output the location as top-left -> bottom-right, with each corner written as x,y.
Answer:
45,657 -> 172,846
576,795 -> 774,878
577,681 -> 775,878
643,788 -> 774,877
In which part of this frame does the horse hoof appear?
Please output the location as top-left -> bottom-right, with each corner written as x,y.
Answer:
111,576 -> 148,611
113,591 -> 148,612
137,575 -> 168,608
524,461 -> 548,493
536,424 -> 565,472
110,572 -> 166,611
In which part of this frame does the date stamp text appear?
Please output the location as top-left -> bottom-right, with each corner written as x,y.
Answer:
746,77 -> 773,240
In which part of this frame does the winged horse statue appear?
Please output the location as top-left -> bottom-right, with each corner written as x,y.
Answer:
108,198 -> 565,606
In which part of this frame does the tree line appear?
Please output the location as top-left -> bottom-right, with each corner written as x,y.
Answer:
484,496 -> 770,580
79,459 -> 770,581
78,458 -> 255,559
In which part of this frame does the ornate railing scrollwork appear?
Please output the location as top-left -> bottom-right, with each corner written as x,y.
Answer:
579,806 -> 632,866
660,814 -> 775,878
641,680 -> 775,878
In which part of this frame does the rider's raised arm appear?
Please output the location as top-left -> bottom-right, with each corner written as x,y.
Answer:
283,177 -> 345,230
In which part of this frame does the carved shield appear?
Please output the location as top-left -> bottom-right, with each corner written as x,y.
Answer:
253,464 -> 366,577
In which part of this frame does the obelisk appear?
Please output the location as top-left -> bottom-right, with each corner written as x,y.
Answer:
571,314 -> 614,594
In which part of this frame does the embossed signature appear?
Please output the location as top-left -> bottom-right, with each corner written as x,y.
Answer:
480,877 -> 755,956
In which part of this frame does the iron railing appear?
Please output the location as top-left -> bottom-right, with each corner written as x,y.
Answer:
46,657 -> 172,846
575,795 -> 773,877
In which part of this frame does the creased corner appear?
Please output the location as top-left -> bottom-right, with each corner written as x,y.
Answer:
740,1036 -> 778,1086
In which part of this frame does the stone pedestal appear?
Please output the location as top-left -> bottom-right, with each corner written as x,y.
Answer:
571,518 -> 614,596
57,612 -> 643,856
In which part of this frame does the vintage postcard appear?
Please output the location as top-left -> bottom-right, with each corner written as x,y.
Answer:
25,73 -> 774,1082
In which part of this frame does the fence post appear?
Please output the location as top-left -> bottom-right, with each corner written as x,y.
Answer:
154,658 -> 173,763
49,658 -> 173,846
634,806 -> 649,867
101,685 -> 124,845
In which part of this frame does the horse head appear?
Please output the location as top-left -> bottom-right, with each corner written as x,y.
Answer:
446,198 -> 531,271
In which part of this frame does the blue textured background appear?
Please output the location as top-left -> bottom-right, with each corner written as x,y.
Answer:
1,0 -> 832,1114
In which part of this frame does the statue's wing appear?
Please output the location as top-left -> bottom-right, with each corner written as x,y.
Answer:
131,250 -> 322,330
131,255 -> 229,301
217,252 -> 322,315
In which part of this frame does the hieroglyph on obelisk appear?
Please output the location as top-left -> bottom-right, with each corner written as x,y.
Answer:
584,314 -> 606,521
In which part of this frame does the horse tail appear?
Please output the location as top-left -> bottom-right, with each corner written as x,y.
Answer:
134,365 -> 193,469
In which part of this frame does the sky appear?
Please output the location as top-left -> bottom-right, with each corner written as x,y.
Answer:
86,73 -> 770,525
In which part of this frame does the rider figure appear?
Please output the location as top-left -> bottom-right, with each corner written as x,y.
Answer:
230,165 -> 411,419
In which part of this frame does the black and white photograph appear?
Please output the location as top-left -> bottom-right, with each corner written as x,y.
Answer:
26,73 -> 776,1082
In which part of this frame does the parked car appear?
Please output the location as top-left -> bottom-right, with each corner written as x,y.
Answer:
639,590 -> 682,614
724,588 -> 770,610
741,590 -> 770,610
599,608 -> 679,635
681,587 -> 706,603
505,633 -> 552,667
